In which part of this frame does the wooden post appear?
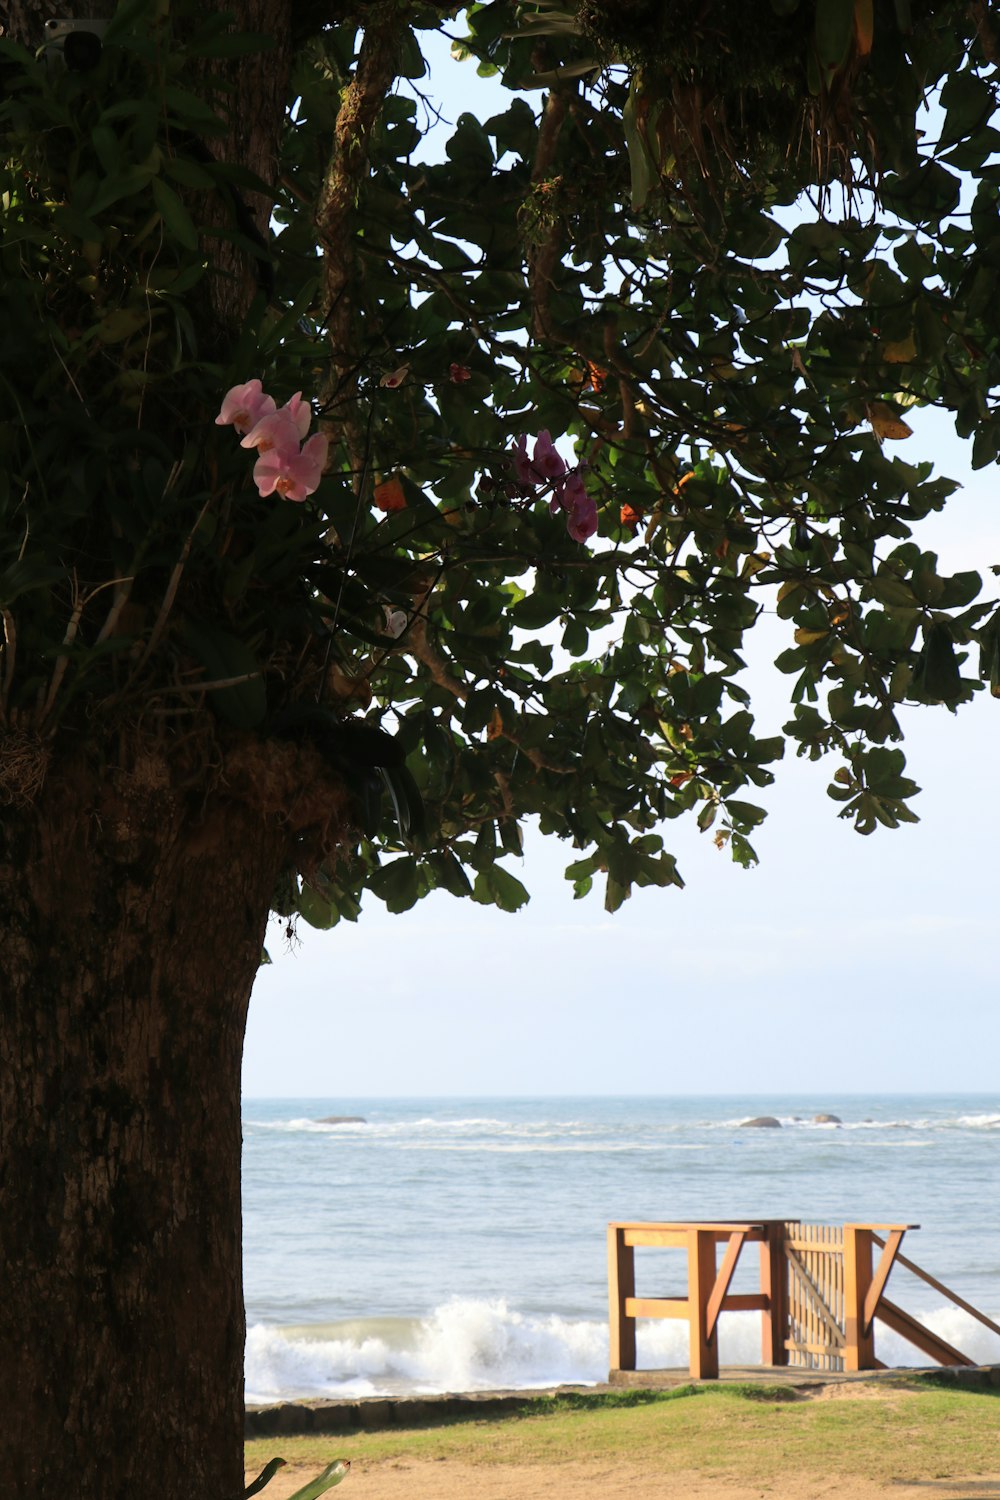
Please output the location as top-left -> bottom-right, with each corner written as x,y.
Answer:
687,1228 -> 720,1379
843,1224 -> 875,1370
607,1225 -> 636,1372
759,1222 -> 788,1366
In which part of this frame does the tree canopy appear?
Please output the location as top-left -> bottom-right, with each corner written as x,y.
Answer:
2,0 -> 998,933
5,1 -> 1000,1493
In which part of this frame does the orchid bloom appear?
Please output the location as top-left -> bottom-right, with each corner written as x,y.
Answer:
240,409 -> 304,457
280,391 -> 312,441
511,434 -> 535,487
380,365 -> 409,389
552,471 -> 598,542
217,378 -> 328,502
510,430 -> 567,488
565,491 -> 598,543
383,606 -> 408,639
253,433 -> 329,502
215,379 -> 275,435
508,430 -> 597,541
551,469 -> 586,516
531,430 -> 566,482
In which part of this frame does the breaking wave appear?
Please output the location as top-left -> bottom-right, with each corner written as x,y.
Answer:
244,1295 -> 1000,1405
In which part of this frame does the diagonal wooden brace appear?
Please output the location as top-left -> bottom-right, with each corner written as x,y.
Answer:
706,1229 -> 747,1339
863,1228 -> 906,1336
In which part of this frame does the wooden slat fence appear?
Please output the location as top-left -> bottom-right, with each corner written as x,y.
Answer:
783,1221 -> 845,1370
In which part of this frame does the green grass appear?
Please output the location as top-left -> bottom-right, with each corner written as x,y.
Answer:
245,1383 -> 1000,1483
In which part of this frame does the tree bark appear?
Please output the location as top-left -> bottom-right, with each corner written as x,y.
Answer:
0,745 -> 292,1498
0,1 -> 371,1491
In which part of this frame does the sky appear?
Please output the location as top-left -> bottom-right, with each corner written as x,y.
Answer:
241,27 -> 998,1101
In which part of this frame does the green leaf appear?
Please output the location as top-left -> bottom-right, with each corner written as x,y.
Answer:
163,155 -> 216,191
88,167 -> 155,216
815,0 -> 855,70
368,858 -> 423,913
0,37 -> 35,66
96,307 -> 150,344
724,799 -> 767,829
939,70 -> 993,146
472,865 -> 530,912
911,622 -> 963,704
286,1459 -> 352,1500
51,204 -> 103,243
623,80 -> 659,212
604,875 -> 629,913
882,162 -> 961,225
259,277 -> 321,352
104,0 -> 160,45
297,885 -> 338,930
244,1457 -> 287,1497
446,112 -> 494,169
397,30 -> 427,79
163,85 -> 226,131
151,177 -> 199,251
90,124 -> 121,176
0,559 -> 67,606
428,850 -> 474,898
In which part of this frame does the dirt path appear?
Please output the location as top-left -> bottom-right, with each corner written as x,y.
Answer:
248,1455 -> 1000,1500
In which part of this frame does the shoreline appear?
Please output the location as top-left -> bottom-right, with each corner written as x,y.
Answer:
245,1363 -> 1000,1438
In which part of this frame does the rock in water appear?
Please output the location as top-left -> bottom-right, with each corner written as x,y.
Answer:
740,1116 -> 782,1128
316,1115 -> 366,1125
813,1113 -> 842,1125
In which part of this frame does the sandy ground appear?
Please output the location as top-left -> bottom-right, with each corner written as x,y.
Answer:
246,1385 -> 1000,1500
246,1456 -> 1000,1500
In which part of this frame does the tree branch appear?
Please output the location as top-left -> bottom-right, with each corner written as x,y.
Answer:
316,5 -> 402,478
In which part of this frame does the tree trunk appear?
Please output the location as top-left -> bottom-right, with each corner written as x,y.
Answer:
0,745 -> 290,1499
0,1 -> 362,1490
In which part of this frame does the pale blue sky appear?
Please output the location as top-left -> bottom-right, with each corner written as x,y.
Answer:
241,32 -> 998,1101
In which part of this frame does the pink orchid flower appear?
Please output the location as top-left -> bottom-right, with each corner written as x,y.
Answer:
550,469 -> 584,515
511,431 -> 568,487
240,409 -> 303,456
565,492 -> 598,542
379,365 -> 409,389
551,472 -> 598,542
215,379 -> 275,435
511,434 -> 535,487
253,433 -> 329,502
280,391 -> 312,440
449,363 -> 471,383
383,606 -> 408,639
532,430 -> 567,481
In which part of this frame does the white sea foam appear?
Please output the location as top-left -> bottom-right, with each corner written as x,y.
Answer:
244,1110 -> 1000,1144
245,1298 -> 611,1403
245,1116 -> 537,1136
245,1296 -> 1000,1405
874,1305 -> 1000,1368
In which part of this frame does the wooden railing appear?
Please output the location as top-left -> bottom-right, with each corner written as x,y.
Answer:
607,1219 -> 1000,1380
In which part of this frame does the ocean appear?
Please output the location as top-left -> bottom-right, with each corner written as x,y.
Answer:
241,1094 -> 1000,1405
